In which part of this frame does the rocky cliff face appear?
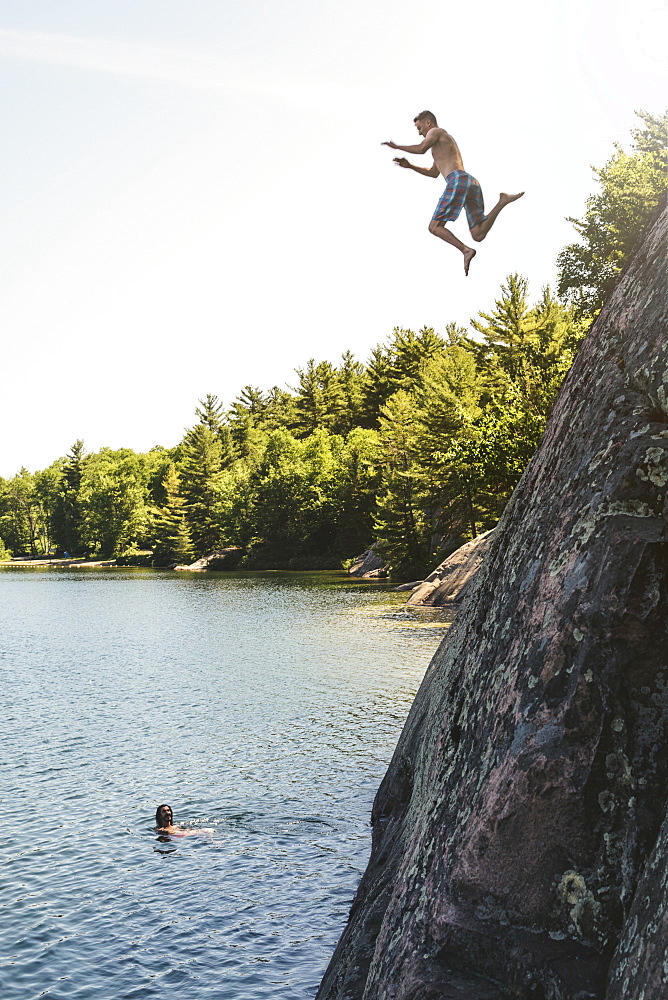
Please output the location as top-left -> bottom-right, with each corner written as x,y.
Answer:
317,206 -> 668,1000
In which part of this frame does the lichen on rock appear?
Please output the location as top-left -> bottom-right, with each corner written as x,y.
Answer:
317,207 -> 668,999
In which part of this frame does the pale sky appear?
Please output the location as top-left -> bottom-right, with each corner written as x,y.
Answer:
1,0 -> 665,476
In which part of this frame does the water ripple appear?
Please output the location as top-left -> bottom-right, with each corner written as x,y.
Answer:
0,570 -> 451,999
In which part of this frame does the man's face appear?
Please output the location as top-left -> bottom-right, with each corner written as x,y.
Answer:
415,118 -> 432,137
158,806 -> 172,826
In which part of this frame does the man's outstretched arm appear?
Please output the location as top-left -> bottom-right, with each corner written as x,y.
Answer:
393,157 -> 439,178
382,128 -> 439,155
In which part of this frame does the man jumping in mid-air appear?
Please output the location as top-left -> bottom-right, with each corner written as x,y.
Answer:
383,111 -> 523,275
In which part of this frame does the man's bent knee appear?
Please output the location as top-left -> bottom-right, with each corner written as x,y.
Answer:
428,220 -> 441,235
470,227 -> 485,243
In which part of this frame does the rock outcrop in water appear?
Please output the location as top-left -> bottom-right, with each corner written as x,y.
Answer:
317,206 -> 668,1000
348,549 -> 388,578
173,547 -> 244,571
406,530 -> 496,608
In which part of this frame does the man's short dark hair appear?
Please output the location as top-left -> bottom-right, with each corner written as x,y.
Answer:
414,110 -> 437,125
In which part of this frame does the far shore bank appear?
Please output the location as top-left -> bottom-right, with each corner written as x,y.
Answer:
1,557 -> 117,568
0,559 -> 396,580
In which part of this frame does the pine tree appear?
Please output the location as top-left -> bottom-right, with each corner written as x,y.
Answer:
335,351 -> 366,434
52,440 -> 86,555
195,393 -> 235,467
264,386 -> 298,430
414,347 -> 484,553
473,276 -> 586,416
236,385 -> 267,418
195,393 -> 225,433
373,391 -> 428,579
151,465 -> 194,565
179,414 -> 224,555
293,359 -> 344,435
362,327 -> 446,426
361,344 -> 394,425
472,274 -> 534,354
228,386 -> 275,456
388,327 -> 446,395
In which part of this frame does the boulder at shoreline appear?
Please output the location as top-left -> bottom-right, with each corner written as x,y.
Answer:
405,529 -> 495,607
173,548 -> 244,572
348,549 -> 388,578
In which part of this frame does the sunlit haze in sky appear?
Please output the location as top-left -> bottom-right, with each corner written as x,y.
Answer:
1,0 -> 665,475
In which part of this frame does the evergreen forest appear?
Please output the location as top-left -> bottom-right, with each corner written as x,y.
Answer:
1,112 -> 665,579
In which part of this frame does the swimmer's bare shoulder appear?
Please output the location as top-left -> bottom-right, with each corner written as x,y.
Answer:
154,805 -> 216,836
155,823 -> 215,837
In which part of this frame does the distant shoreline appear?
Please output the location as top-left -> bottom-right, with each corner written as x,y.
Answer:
0,557 -> 118,568
0,560 -> 386,578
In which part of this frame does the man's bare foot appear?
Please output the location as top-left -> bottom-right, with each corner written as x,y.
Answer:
499,191 -> 524,206
463,248 -> 476,276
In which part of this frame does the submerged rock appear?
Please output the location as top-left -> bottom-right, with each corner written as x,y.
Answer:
317,207 -> 668,998
406,530 -> 496,607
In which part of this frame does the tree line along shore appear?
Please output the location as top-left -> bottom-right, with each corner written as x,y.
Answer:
1,113 -> 665,581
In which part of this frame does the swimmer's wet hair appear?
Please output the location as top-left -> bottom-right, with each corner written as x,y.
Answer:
155,803 -> 173,826
414,110 -> 437,125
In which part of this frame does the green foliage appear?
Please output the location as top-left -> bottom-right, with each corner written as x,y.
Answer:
227,387 -> 273,459
0,469 -> 43,555
473,275 -> 587,416
363,326 -> 447,424
7,266 -> 589,576
369,277 -> 585,578
179,402 -> 226,555
293,359 -> 344,436
151,465 -> 194,565
33,462 -> 66,553
335,351 -> 367,434
6,118 -> 653,576
373,391 -> 428,579
557,110 -> 667,314
0,465 -> 66,556
330,427 -> 381,557
51,440 -> 86,554
0,536 -> 11,561
80,448 -> 152,556
242,428 -> 339,567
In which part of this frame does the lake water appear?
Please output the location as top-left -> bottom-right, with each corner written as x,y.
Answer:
0,569 -> 451,1000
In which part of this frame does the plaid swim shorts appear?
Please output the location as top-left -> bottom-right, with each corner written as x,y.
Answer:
432,170 -> 487,230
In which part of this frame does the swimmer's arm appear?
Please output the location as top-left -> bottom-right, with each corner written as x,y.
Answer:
393,158 -> 439,177
157,825 -> 214,836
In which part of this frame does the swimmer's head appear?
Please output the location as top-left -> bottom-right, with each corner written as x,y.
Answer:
155,804 -> 173,827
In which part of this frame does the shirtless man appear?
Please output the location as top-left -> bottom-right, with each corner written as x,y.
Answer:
382,111 -> 524,275
154,803 -> 214,837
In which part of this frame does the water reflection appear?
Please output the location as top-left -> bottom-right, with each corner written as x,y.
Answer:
154,836 -> 178,855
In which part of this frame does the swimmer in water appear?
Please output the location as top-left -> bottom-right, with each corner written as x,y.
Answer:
154,804 -> 214,836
